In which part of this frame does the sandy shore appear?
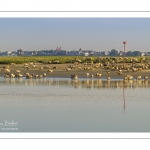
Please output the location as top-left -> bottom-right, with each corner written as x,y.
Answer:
0,63 -> 150,79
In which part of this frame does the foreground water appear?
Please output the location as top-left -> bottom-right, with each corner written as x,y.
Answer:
0,77 -> 150,132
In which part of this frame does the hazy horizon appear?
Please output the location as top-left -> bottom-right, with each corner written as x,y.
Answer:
0,18 -> 150,52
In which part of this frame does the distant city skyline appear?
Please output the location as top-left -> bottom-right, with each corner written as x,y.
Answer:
0,18 -> 150,52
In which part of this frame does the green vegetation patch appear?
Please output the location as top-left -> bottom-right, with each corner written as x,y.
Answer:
0,56 -> 149,64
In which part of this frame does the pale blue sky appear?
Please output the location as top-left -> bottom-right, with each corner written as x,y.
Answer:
0,18 -> 150,52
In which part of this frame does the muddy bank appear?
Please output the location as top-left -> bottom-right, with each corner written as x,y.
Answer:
0,63 -> 150,80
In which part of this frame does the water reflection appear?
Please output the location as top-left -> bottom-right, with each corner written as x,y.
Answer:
1,77 -> 150,132
0,77 -> 149,89
122,81 -> 126,111
2,77 -> 149,112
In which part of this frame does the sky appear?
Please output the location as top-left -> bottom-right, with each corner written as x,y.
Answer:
0,18 -> 150,52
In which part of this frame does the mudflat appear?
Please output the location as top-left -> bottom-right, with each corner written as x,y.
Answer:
0,63 -> 150,79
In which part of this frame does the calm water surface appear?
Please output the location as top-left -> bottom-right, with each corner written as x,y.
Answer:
0,77 -> 150,132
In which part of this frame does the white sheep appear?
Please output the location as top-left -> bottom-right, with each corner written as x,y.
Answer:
86,73 -> 89,77
137,76 -> 141,80
71,74 -> 78,80
47,69 -> 53,73
66,68 -> 71,71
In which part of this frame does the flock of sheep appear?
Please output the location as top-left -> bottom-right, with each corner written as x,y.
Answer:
68,58 -> 150,81
1,57 -> 150,81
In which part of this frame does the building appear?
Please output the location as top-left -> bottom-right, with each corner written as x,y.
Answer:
78,48 -> 94,56
56,46 -> 61,50
17,49 -> 24,56
141,52 -> 145,56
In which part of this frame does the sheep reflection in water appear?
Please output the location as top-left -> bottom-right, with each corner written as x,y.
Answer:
2,77 -> 150,89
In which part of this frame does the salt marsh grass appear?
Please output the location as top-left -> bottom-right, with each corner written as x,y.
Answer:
0,56 -> 149,64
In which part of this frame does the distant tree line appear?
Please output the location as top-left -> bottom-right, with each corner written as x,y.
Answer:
109,49 -> 141,56
126,51 -> 141,56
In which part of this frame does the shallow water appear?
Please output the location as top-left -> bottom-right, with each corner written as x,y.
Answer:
0,77 -> 150,132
